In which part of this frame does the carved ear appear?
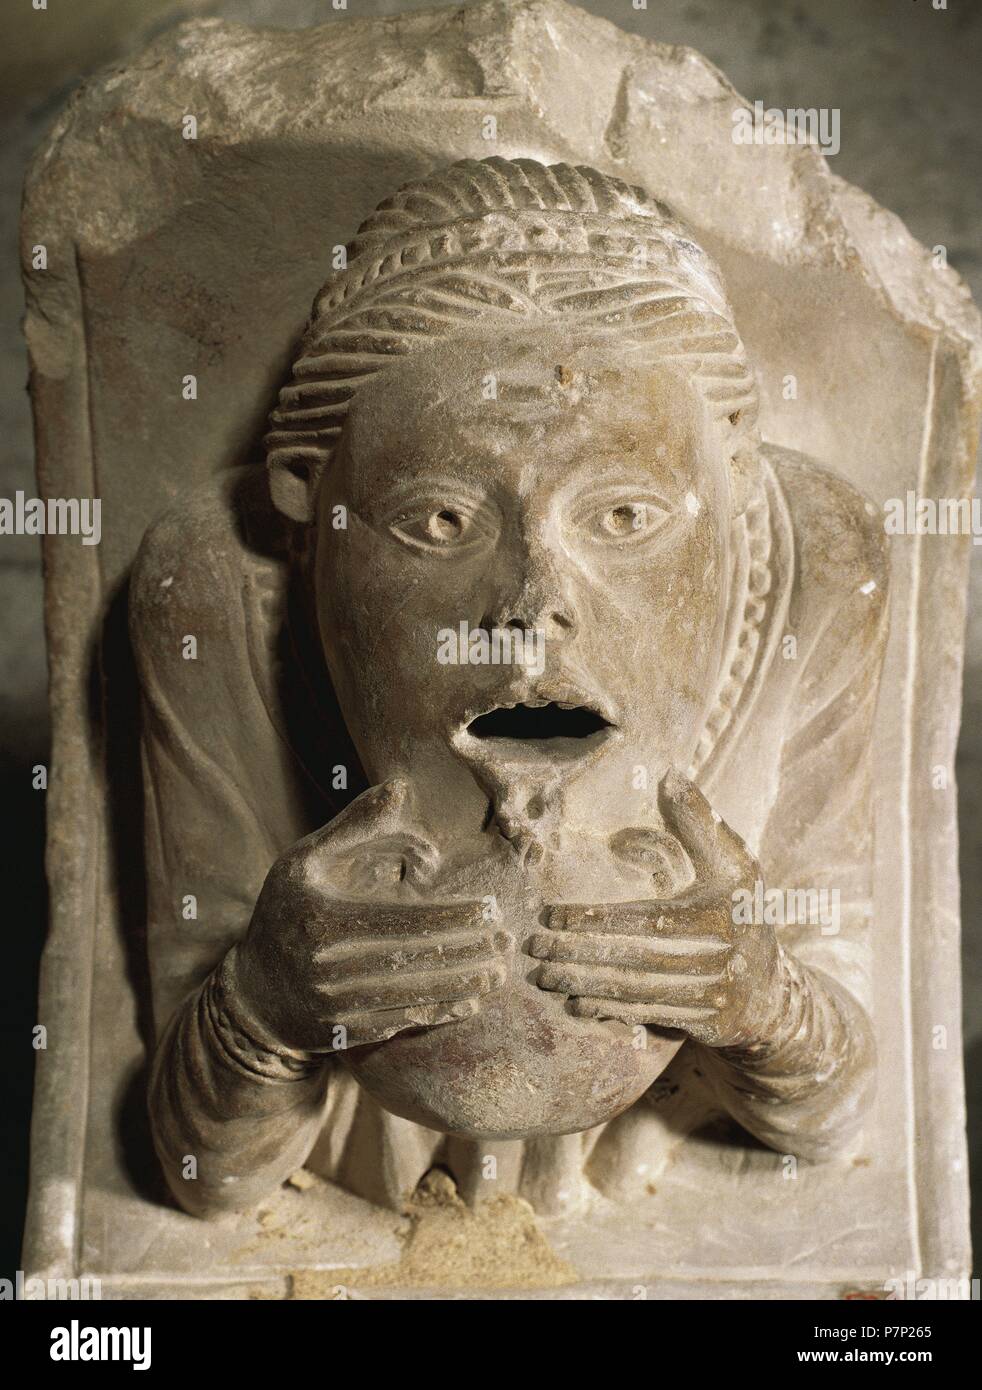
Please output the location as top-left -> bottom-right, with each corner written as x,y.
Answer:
267,449 -> 327,523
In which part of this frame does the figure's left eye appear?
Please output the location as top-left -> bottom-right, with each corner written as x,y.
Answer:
387,500 -> 493,555
601,502 -> 657,536
575,494 -> 671,546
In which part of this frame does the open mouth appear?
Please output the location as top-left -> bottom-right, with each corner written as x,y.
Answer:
467,702 -> 612,742
452,685 -> 620,775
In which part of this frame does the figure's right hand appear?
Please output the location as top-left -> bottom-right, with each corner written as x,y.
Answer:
228,779 -> 510,1051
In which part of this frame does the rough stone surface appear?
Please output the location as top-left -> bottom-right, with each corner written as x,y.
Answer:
20,0 -> 981,1297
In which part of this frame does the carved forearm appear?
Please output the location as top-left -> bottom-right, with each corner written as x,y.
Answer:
700,948 -> 876,1161
148,952 -> 330,1217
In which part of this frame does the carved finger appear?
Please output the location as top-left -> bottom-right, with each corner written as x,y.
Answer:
312,900 -> 487,950
568,996 -> 716,1034
300,778 -> 417,857
547,901 -> 729,941
318,962 -> 507,1012
657,768 -> 754,883
323,930 -> 509,980
529,930 -> 727,974
536,961 -> 721,1004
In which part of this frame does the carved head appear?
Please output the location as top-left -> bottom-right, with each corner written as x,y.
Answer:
265,159 -> 762,841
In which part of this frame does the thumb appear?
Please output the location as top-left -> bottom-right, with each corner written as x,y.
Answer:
657,768 -> 753,884
301,777 -> 416,857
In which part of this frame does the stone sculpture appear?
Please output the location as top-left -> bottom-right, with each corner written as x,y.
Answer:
135,158 -> 884,1218
22,0 -> 978,1296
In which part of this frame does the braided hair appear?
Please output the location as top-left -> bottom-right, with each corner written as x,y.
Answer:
265,157 -> 759,499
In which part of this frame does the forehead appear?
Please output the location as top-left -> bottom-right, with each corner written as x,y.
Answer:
340,331 -> 710,485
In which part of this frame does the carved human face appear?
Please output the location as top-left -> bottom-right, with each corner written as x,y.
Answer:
314,327 -> 733,839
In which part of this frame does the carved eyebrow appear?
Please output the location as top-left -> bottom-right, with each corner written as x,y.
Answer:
562,469 -> 678,511
372,475 -> 493,519
573,478 -> 673,500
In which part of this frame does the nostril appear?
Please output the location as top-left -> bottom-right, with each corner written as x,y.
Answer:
546,610 -> 574,637
483,612 -> 574,637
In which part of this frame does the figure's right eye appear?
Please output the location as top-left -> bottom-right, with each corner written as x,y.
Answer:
389,505 -> 466,551
387,498 -> 495,556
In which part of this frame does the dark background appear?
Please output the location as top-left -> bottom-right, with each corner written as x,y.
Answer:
3,0 -> 980,1278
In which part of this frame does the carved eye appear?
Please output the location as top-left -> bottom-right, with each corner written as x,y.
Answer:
601,502 -> 655,536
575,494 -> 671,546
426,509 -> 465,543
387,499 -> 494,556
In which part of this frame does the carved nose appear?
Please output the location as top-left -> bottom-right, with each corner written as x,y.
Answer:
483,528 -> 579,642
498,607 -> 575,642
484,578 -> 577,642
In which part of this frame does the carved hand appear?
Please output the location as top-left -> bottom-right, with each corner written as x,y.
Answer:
532,770 -> 786,1048
227,778 -> 511,1052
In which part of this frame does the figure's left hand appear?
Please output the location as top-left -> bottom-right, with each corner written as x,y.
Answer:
531,769 -> 784,1048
